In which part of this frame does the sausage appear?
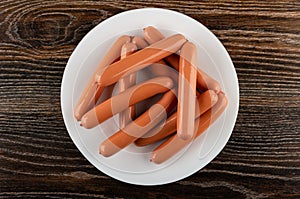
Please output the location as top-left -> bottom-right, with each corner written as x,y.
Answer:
164,54 -> 222,93
143,26 -> 221,93
95,34 -> 187,86
148,60 -> 178,82
95,84 -> 115,106
131,36 -> 179,82
143,26 -> 164,44
135,90 -> 218,146
177,42 -> 197,140
80,77 -> 174,129
74,35 -> 131,120
132,36 -> 149,49
118,43 -> 138,128
135,34 -> 177,82
131,36 -> 169,89
135,90 -> 216,146
150,92 -> 228,164
99,42 -> 139,108
99,90 -> 177,157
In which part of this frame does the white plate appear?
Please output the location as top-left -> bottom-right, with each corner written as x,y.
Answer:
61,8 -> 239,185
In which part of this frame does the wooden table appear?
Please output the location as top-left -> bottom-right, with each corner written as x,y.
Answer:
1,1 -> 299,198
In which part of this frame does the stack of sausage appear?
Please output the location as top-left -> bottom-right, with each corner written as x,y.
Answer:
74,26 -> 228,164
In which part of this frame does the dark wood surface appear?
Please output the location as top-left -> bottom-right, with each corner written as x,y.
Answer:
1,0 -> 299,198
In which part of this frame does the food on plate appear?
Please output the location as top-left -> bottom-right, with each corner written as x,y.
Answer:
100,90 -> 176,157
75,26 -> 228,163
135,90 -> 218,146
150,92 -> 228,164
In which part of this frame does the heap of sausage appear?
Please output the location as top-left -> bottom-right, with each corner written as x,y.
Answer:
74,26 -> 228,164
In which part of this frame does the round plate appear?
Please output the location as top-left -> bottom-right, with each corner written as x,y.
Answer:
61,8 -> 239,185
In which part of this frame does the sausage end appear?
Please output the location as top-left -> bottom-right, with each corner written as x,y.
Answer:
80,115 -> 93,129
177,133 -> 193,141
74,109 -> 82,121
99,142 -> 112,157
208,90 -> 219,105
150,152 -> 164,164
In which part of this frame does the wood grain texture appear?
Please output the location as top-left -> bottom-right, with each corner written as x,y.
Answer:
0,0 -> 299,198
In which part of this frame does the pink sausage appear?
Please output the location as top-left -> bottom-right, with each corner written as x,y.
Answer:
99,90 -> 177,157
81,77 -> 174,129
151,92 -> 228,164
132,36 -> 149,49
95,34 -> 187,86
135,90 -> 218,147
177,42 -> 198,140
74,35 -> 131,120
143,26 -> 222,93
118,43 -> 138,128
